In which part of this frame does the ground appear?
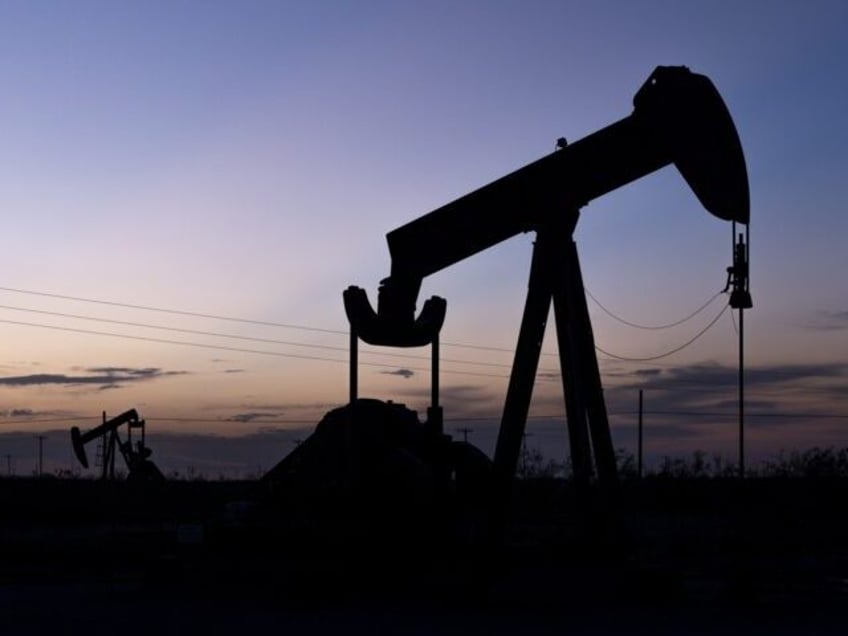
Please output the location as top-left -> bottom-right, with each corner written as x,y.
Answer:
0,477 -> 846,634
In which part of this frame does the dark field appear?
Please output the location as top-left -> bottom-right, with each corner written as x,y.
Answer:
1,477 -> 847,634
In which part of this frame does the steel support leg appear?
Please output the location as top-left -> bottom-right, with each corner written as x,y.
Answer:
492,232 -> 555,491
562,240 -> 618,485
492,221 -> 618,513
551,274 -> 593,490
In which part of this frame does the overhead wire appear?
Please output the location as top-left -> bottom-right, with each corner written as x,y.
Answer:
0,317 -> 512,379
729,304 -> 740,335
4,408 -> 847,428
393,410 -> 848,422
0,283 -> 752,374
0,284 -> 551,357
595,304 -> 729,362
619,410 -> 848,420
0,285 -> 345,334
0,283 -> 823,383
586,288 -> 724,330
4,275 -> 843,434
0,302 -> 544,371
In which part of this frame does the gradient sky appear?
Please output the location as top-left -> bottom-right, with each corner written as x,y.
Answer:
0,1 -> 846,476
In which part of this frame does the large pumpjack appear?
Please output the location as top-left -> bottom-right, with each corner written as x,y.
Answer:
342,66 -> 749,504
267,66 -> 749,535
71,409 -> 165,482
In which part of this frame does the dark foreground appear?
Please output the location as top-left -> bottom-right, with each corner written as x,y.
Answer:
1,477 -> 846,635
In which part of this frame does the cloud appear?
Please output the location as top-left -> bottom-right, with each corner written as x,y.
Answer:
806,310 -> 848,331
537,371 -> 561,382
390,383 -> 504,422
227,412 -> 280,423
0,407 -> 77,418
223,369 -> 245,374
0,367 -> 189,390
379,368 -> 415,379
633,367 -> 663,377
86,366 -> 159,376
601,361 -> 848,427
609,361 -> 848,392
399,383 -> 492,400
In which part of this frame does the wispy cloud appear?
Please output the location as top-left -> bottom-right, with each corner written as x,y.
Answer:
227,412 -> 281,423
610,361 -> 848,390
0,367 -> 188,390
0,407 -> 70,418
633,367 -> 663,377
603,361 -> 848,418
392,383 -> 503,420
805,310 -> 848,331
380,368 -> 415,379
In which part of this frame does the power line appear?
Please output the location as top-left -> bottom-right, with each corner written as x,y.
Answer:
632,410 -> 848,420
440,410 -> 848,422
0,288 -> 812,388
0,281 -> 755,397
729,306 -> 740,335
0,416 -> 97,425
511,410 -> 848,422
4,409 -> 845,431
0,283 -> 737,369
0,285 -> 346,334
0,302 -> 545,372
0,284 -> 827,384
0,284 -> 560,359
149,416 -> 316,424
0,415 -> 315,426
595,304 -> 729,362
586,288 -> 724,331
605,383 -> 846,397
0,317 -> 510,379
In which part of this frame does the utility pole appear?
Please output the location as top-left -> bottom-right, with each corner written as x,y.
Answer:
520,431 -> 533,478
35,435 -> 46,477
727,226 -> 752,479
638,389 -> 644,478
738,304 -> 745,478
457,427 -> 473,443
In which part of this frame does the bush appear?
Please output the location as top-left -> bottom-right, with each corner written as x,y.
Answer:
762,447 -> 848,479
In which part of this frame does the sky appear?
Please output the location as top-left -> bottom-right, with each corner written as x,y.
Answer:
0,0 -> 846,477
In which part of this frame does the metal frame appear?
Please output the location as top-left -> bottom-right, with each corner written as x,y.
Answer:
493,212 -> 617,494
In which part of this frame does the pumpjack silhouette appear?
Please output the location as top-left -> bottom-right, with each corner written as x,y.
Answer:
71,409 -> 165,482
268,66 -> 749,524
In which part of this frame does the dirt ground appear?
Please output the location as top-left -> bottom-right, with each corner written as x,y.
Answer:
1,477 -> 846,635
